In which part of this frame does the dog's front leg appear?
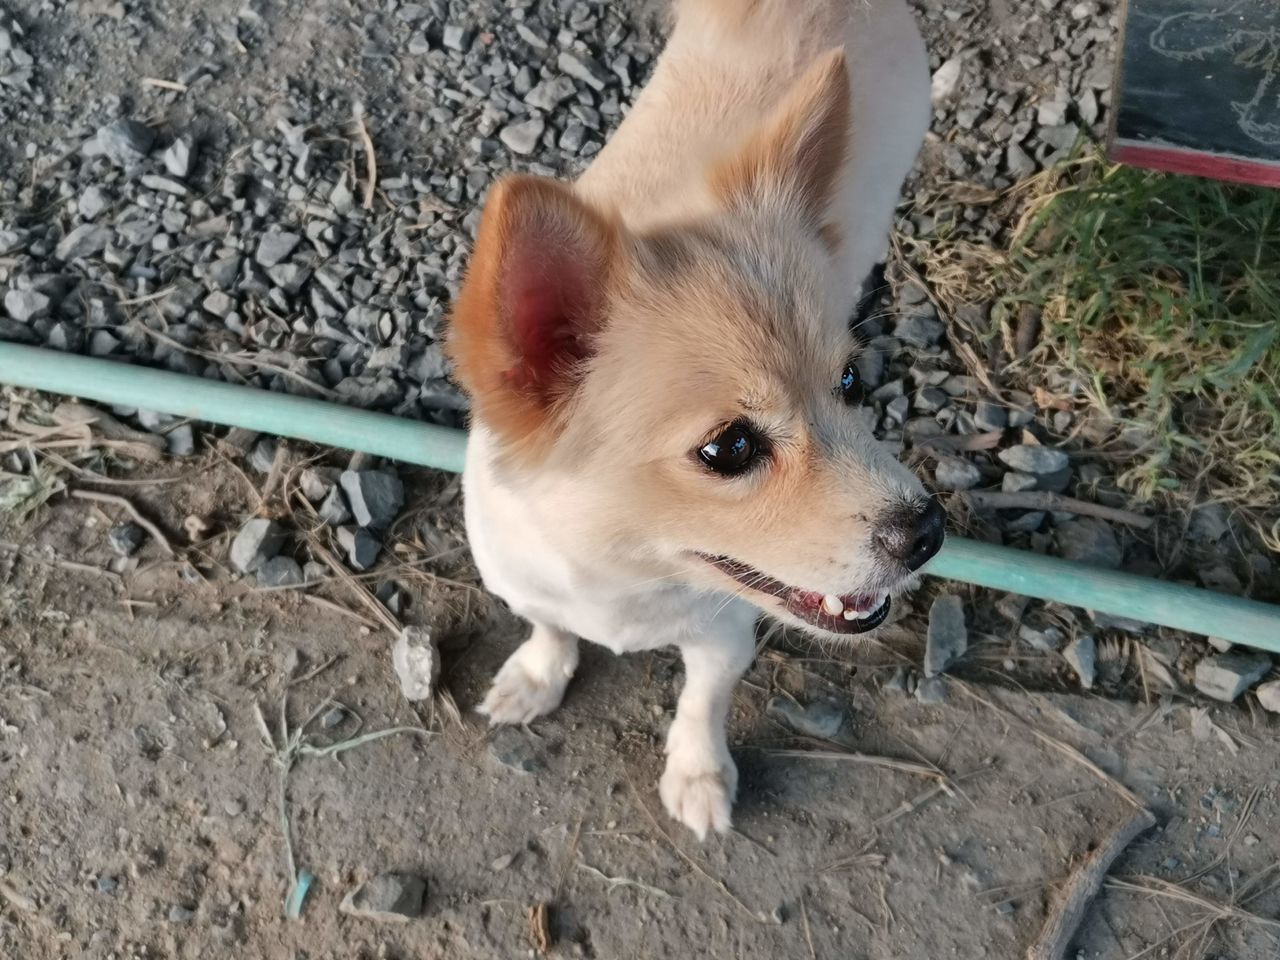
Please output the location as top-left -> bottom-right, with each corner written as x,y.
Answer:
480,622 -> 580,725
660,625 -> 755,840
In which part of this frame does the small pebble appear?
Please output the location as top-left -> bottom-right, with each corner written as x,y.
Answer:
340,873 -> 427,923
107,523 -> 146,558
924,594 -> 967,677
1063,634 -> 1097,690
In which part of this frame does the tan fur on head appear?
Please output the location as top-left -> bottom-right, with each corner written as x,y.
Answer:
450,51 -> 854,470
561,211 -> 923,605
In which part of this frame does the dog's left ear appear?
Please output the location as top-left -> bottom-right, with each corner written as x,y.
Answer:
446,175 -> 621,462
710,48 -> 850,236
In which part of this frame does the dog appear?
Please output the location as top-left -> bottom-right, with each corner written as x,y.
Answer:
446,0 -> 940,839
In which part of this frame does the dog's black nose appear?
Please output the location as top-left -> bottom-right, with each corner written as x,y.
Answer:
876,497 -> 946,571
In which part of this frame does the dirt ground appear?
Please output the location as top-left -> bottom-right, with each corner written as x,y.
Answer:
2,457 -> 1279,960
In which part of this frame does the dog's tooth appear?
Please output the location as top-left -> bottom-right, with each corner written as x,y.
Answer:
843,607 -> 859,620
821,594 -> 843,616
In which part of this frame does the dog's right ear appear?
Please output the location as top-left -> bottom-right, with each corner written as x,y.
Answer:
447,175 -> 620,461
709,48 -> 850,241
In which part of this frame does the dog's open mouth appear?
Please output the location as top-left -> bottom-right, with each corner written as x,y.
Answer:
698,554 -> 892,634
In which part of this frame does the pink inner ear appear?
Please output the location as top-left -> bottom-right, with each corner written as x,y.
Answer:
503,247 -> 596,396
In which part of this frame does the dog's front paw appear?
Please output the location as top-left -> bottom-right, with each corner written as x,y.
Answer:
479,632 -> 578,726
659,747 -> 738,841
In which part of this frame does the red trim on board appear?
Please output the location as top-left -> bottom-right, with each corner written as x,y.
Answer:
1110,141 -> 1280,188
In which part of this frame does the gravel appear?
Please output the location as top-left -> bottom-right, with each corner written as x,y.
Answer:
107,522 -> 146,557
894,310 -> 946,349
500,117 -> 546,155
973,401 -> 1007,431
165,424 -> 195,456
298,468 -> 338,505
490,727 -> 540,773
229,519 -> 286,574
1258,681 -> 1280,714
247,437 -> 278,473
934,457 -> 982,491
930,56 -> 963,102
526,76 -> 577,112
4,289 -> 50,323
254,230 -> 301,268
1018,625 -> 1065,652
1194,653 -> 1271,703
1002,472 -> 1039,493
998,445 -> 1070,475
340,469 -> 404,530
1188,504 -> 1231,543
1063,634 -> 1097,690
90,118 -> 154,168
392,626 -> 440,702
339,873 -> 427,923
915,676 -> 947,705
924,594 -> 966,677
55,224 -> 112,261
558,51 -> 610,91
77,186 -> 109,221
337,525 -> 380,571
256,555 -> 304,588
317,486 -> 352,526
162,138 -> 193,179
1054,517 -> 1123,568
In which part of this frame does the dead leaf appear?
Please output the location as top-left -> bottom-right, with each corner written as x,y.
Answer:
1189,707 -> 1238,756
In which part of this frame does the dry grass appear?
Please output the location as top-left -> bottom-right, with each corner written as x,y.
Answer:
1107,866 -> 1280,959
902,151 -> 1280,549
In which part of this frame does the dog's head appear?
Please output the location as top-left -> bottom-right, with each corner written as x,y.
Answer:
448,51 -> 943,637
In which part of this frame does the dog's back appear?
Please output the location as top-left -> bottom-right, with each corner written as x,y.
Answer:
578,0 -> 929,311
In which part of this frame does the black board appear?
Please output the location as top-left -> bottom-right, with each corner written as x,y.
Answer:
1110,0 -> 1280,186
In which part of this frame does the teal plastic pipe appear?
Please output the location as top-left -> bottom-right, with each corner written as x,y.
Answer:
0,342 -> 467,474
2,342 -> 1277,653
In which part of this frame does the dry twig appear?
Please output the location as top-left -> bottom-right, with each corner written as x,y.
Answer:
1027,807 -> 1156,960
917,431 -> 1005,455
0,880 -> 37,913
528,902 -> 552,954
1106,868 -> 1280,958
303,594 -> 379,630
801,895 -> 818,959
577,862 -> 675,900
0,540 -> 122,586
142,77 -> 188,92
70,489 -> 174,556
53,402 -> 166,460
963,490 -> 1155,530
352,104 -> 377,210
309,539 -> 400,633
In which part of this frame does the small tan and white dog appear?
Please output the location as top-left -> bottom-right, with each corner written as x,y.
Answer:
447,0 -> 942,839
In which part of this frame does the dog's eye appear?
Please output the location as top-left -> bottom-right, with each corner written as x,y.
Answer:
697,421 -> 763,475
838,358 -> 864,406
